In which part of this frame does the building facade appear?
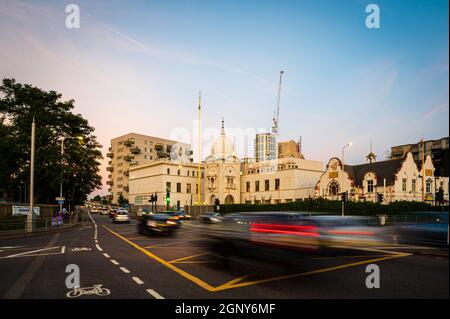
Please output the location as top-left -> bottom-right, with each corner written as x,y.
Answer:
254,132 -> 277,162
107,133 -> 192,204
128,161 -> 204,210
315,152 -> 449,203
278,140 -> 303,159
390,137 -> 449,177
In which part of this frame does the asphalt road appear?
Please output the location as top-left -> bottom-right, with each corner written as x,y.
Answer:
0,212 -> 448,299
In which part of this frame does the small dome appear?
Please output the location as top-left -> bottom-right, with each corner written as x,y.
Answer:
210,118 -> 236,161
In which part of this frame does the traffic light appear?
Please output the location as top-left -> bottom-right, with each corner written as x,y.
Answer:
378,193 -> 384,203
166,192 -> 170,205
341,192 -> 348,202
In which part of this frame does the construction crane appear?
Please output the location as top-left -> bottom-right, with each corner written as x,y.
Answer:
271,70 -> 284,135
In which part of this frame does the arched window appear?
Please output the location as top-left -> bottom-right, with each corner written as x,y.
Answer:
328,181 -> 340,196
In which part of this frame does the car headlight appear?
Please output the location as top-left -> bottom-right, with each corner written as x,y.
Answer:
167,220 -> 177,225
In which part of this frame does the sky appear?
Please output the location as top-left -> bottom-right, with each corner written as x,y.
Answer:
0,0 -> 448,196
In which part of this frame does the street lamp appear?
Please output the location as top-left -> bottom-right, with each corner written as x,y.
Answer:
341,142 -> 352,172
60,136 -> 83,212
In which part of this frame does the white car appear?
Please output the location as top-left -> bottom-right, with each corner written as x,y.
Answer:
113,210 -> 130,223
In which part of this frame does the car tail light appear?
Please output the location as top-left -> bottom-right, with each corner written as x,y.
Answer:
250,223 -> 320,237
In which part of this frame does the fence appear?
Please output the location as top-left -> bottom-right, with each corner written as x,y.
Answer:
0,202 -> 59,219
0,216 -> 79,237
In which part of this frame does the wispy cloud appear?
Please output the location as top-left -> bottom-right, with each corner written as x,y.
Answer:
425,102 -> 449,118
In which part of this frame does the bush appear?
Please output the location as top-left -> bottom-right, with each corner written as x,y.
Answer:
219,199 -> 448,216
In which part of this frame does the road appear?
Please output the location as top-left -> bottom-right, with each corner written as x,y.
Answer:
0,212 -> 448,299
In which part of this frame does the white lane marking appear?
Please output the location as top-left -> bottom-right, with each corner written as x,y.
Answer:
103,253 -> 110,258
120,267 -> 130,274
2,246 -> 63,258
95,240 -> 98,244
95,244 -> 103,252
132,276 -> 144,285
146,289 -> 165,299
111,259 -> 119,265
61,246 -> 66,254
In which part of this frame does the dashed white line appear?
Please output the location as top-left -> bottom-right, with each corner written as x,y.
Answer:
103,253 -> 110,258
111,259 -> 119,265
146,289 -> 165,299
95,244 -> 103,252
61,246 -> 66,254
132,276 -> 144,285
120,267 -> 131,274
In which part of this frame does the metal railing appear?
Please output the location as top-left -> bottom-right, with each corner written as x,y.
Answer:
0,216 -> 80,237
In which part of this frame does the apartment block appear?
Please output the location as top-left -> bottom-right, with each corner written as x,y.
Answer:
107,133 -> 192,204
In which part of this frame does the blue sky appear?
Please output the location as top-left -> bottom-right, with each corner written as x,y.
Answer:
0,0 -> 448,194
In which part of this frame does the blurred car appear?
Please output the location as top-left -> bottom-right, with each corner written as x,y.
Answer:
113,209 -> 130,223
199,212 -> 222,224
90,207 -> 100,214
138,213 -> 180,235
137,208 -> 153,217
163,210 -> 191,221
206,212 -> 388,264
109,207 -> 120,218
99,207 -> 109,215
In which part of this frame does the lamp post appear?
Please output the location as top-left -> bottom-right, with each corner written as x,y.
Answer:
341,142 -> 352,172
60,136 -> 83,212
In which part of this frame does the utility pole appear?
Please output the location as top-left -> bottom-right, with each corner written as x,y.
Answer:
28,118 -> 36,233
421,137 -> 425,202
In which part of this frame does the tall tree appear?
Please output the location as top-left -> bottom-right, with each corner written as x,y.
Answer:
0,78 -> 103,204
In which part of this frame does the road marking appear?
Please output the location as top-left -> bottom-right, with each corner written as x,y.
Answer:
3,233 -> 60,299
169,252 -> 210,263
126,236 -> 149,241
132,276 -> 144,285
95,244 -> 103,252
146,289 -> 165,299
103,253 -> 110,258
120,267 -> 130,273
1,246 -> 65,259
104,225 -> 411,292
111,259 -> 119,265
104,225 -> 216,291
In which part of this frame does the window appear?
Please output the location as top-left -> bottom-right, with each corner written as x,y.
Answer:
176,183 -> 181,193
246,182 -> 250,192
177,169 -> 181,176
426,179 -> 432,193
367,180 -> 374,193
402,178 -> 407,192
412,179 -> 416,192
187,183 -> 192,193
167,168 -> 170,175
265,180 -> 270,191
275,179 -> 280,190
255,181 -> 260,192
196,184 -> 198,194
328,181 -> 340,196
166,182 -> 171,192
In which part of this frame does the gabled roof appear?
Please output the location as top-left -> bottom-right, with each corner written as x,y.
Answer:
344,158 -> 404,186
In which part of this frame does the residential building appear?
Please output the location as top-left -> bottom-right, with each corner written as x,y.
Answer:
390,137 -> 449,177
128,161 -> 204,210
278,139 -> 304,159
315,151 -> 449,203
107,133 -> 192,204
254,132 -> 277,162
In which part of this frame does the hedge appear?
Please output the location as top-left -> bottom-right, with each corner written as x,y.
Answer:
219,199 -> 449,216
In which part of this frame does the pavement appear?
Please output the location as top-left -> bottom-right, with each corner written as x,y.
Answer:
0,212 -> 448,299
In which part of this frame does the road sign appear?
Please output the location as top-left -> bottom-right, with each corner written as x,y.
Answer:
12,206 -> 40,216
56,197 -> 65,201
57,200 -> 65,204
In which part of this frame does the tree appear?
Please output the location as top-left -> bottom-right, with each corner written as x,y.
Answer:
92,195 -> 102,202
117,194 -> 128,207
0,78 -> 103,204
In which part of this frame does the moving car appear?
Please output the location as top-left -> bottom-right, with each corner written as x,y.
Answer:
99,207 -> 109,215
206,212 -> 387,265
138,213 -> 180,235
199,212 -> 222,224
113,209 -> 130,223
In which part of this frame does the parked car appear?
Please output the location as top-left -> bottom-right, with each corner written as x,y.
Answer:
113,209 -> 130,223
199,212 -> 222,224
138,213 -> 180,235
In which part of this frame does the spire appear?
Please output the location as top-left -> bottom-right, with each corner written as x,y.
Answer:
221,117 -> 225,135
366,141 -> 377,163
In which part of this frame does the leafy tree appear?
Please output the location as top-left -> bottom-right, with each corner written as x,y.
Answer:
117,194 -> 128,207
0,78 -> 103,204
92,195 -> 102,202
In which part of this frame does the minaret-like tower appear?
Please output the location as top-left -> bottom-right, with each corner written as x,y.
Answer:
366,141 -> 377,163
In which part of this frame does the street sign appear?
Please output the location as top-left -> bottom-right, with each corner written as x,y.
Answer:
56,197 -> 65,201
57,200 -> 65,204
12,206 -> 40,216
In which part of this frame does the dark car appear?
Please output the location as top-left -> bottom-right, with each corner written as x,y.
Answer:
138,213 -> 181,235
199,212 -> 222,224
162,210 -> 191,221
